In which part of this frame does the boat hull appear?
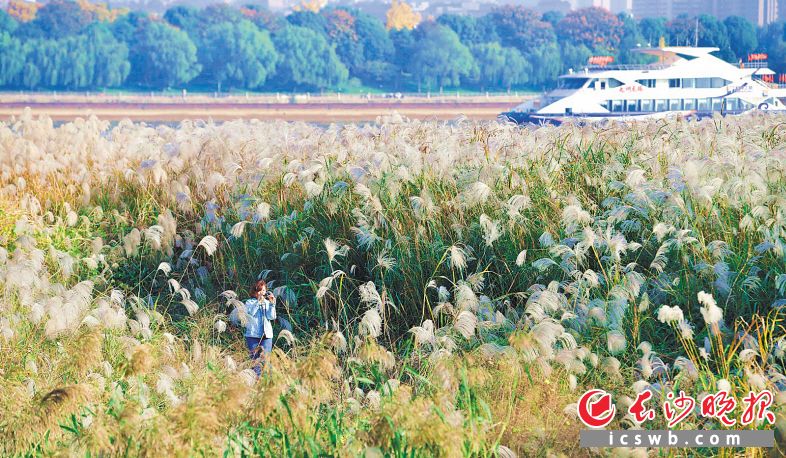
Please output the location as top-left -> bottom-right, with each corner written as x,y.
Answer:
499,109 -> 767,125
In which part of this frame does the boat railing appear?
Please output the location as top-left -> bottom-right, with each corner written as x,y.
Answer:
740,61 -> 769,69
585,63 -> 671,72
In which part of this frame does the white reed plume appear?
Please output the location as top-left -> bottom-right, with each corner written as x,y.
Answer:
448,245 -> 468,272
323,238 -> 348,262
228,299 -> 248,327
376,249 -> 396,271
606,330 -> 627,355
677,319 -> 694,339
197,235 -> 219,256
359,308 -> 382,338
331,330 -> 347,354
277,329 -> 296,346
437,285 -> 450,302
66,210 -> 79,227
561,202 -> 592,232
462,181 -> 492,207
468,273 -> 486,292
455,282 -> 479,312
144,225 -> 165,251
657,305 -> 684,324
220,290 -> 238,300
479,214 -> 501,246
123,228 -> 141,256
515,249 -> 527,267
230,221 -> 249,238
506,194 -> 530,219
359,281 -> 383,310
156,262 -> 172,276
454,310 -> 477,339
478,343 -> 515,359
408,320 -> 435,348
698,290 -> 723,325
255,202 -> 272,221
182,298 -> 199,316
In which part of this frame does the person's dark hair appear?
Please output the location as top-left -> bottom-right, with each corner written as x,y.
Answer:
250,279 -> 267,298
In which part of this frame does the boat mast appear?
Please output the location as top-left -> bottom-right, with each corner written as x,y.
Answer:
694,17 -> 699,47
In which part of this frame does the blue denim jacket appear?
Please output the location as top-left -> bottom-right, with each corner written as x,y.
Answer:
243,298 -> 276,339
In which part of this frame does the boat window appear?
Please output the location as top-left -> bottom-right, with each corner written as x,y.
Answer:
695,78 -> 713,89
683,99 -> 697,110
626,100 -> 639,112
740,100 -> 753,110
641,99 -> 653,112
557,78 -> 589,89
711,78 -> 730,88
726,98 -> 739,111
669,99 -> 682,110
711,98 -> 723,111
636,79 -> 656,88
607,78 -> 624,88
682,78 -> 696,88
697,98 -> 711,111
655,100 -> 668,112
600,81 -> 607,90
612,100 -> 624,112
669,78 -> 681,88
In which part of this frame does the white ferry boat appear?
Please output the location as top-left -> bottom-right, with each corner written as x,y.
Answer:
501,46 -> 786,124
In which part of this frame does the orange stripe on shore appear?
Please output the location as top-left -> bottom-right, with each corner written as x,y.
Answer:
0,101 -> 522,122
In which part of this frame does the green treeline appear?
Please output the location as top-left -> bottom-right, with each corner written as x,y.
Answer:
1,1 -> 786,92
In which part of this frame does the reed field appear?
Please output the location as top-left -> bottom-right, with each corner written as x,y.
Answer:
1,109 -> 786,457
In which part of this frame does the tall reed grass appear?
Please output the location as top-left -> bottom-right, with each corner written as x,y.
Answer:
1,109 -> 785,456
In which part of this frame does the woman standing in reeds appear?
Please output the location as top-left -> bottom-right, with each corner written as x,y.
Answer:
242,279 -> 276,376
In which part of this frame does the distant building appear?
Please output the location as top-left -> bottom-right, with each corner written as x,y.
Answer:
570,0 -> 610,9
632,0 -> 671,18
536,0 -> 572,13
632,0 -> 779,25
713,0 -> 778,26
423,0 -> 497,17
610,0 -> 633,14
505,0 -> 541,7
758,0 -> 779,25
671,0 -> 709,17
263,0 -> 289,10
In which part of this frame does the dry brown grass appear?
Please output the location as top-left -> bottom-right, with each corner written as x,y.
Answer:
475,359 -> 586,457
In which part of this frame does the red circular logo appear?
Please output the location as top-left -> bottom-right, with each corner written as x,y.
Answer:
577,389 -> 616,428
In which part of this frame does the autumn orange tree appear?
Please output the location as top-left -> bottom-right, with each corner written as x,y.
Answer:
294,0 -> 326,14
324,9 -> 356,40
386,0 -> 420,31
6,0 -> 39,22
76,0 -> 127,23
556,7 -> 623,52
